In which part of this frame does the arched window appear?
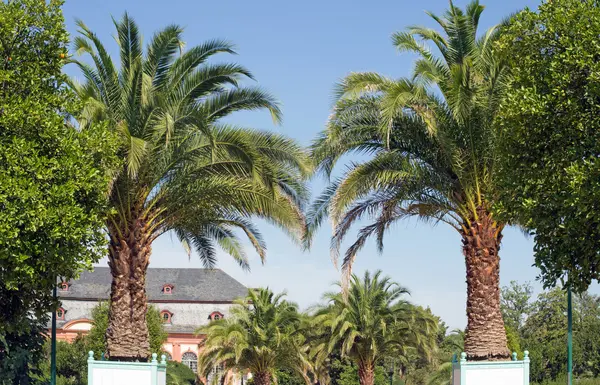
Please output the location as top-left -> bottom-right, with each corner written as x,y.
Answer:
56,308 -> 66,320
182,352 -> 198,372
208,311 -> 224,321
162,284 -> 174,294
208,363 -> 225,385
160,310 -> 173,324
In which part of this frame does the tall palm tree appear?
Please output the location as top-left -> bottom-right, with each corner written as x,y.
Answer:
198,288 -> 311,385
70,15 -> 311,360
311,271 -> 437,385
307,1 -> 510,360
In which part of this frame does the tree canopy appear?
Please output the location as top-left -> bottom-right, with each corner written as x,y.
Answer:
0,0 -> 115,381
496,0 -> 600,292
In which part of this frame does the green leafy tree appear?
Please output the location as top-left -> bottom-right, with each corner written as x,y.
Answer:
312,271 -> 437,385
495,0 -> 600,292
166,361 -> 198,385
500,281 -> 533,332
572,293 -> 600,378
36,336 -> 89,385
71,15 -> 311,360
521,288 -> 568,382
308,0 -> 512,360
0,0 -> 115,382
198,289 -> 310,385
86,302 -> 168,360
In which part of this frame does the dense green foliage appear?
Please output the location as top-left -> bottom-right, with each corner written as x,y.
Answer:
85,302 -> 168,359
0,0 -> 115,382
500,282 -> 600,384
35,337 -> 89,385
166,361 -> 198,385
496,0 -> 600,292
501,281 -> 533,332
199,288 -> 310,385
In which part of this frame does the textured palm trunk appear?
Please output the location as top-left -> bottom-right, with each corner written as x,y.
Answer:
253,372 -> 271,385
106,213 -> 152,361
462,207 -> 510,361
358,361 -> 375,385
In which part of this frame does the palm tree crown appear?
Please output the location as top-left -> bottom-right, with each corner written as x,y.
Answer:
308,1 -> 510,360
71,14 -> 311,360
311,271 -> 437,385
198,288 -> 310,385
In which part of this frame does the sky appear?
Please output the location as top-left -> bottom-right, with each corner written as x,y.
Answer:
60,0 -> 592,329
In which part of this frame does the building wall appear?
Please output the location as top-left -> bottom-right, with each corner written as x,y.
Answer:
60,300 -> 234,329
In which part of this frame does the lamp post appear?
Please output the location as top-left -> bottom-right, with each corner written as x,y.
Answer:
51,284 -> 57,385
567,284 -> 572,385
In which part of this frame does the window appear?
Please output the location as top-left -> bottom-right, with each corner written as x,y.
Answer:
60,282 -> 69,291
208,363 -> 224,385
162,284 -> 174,294
208,311 -> 224,321
182,352 -> 198,373
160,311 -> 173,324
56,308 -> 66,320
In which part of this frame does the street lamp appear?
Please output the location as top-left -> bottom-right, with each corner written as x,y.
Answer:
567,284 -> 572,385
51,284 -> 57,385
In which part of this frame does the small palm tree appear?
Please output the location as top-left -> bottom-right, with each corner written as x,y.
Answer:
311,271 -> 437,385
198,289 -> 311,385
308,0 -> 510,360
71,15 -> 311,360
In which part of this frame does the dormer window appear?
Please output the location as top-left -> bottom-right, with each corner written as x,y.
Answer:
60,282 -> 70,291
209,311 -> 224,321
56,307 -> 66,320
161,310 -> 173,324
162,284 -> 174,295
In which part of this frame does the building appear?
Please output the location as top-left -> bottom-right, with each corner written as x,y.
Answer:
54,266 -> 247,375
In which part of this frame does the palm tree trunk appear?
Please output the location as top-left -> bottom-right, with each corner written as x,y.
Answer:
462,207 -> 510,360
253,372 -> 271,385
358,361 -> 375,385
106,215 -> 152,361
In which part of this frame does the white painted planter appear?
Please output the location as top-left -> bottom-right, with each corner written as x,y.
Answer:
87,351 -> 167,385
452,351 -> 530,385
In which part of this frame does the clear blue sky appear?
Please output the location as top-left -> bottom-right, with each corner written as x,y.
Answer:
62,0 -> 592,329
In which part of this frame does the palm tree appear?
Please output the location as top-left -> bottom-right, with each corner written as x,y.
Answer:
198,288 -> 311,385
307,0 -> 510,360
311,271 -> 437,385
70,15 -> 311,360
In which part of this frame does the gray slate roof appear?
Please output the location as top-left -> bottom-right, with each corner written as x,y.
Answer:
60,267 -> 247,302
